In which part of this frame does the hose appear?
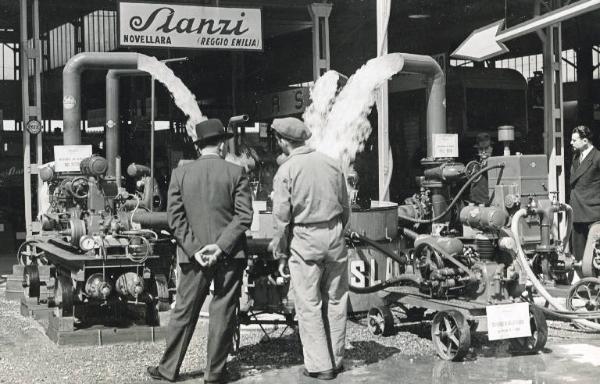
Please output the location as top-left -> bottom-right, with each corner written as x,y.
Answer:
508,209 -> 600,330
401,227 -> 419,240
350,274 -> 422,294
347,231 -> 422,293
398,163 -> 505,224
348,231 -> 407,265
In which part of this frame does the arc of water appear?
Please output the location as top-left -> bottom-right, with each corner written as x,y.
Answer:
313,53 -> 405,174
304,70 -> 346,149
137,55 -> 207,141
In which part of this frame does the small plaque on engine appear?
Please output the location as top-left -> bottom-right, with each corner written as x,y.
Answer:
486,302 -> 531,341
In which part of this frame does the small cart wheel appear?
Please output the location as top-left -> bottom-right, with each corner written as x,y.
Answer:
368,306 -> 394,336
509,305 -> 547,354
566,277 -> 600,326
431,310 -> 471,361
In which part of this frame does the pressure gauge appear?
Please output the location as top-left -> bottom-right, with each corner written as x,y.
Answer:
79,235 -> 96,252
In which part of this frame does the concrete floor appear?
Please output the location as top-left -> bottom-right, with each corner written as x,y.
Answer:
2,276 -> 600,384
234,340 -> 600,384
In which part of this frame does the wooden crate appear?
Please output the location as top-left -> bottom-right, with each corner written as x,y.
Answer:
46,312 -> 168,346
20,296 -> 54,320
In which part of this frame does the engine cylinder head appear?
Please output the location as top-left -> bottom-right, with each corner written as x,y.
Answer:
80,155 -> 108,177
475,234 -> 495,260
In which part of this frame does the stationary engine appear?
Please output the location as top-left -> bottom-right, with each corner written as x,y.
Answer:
25,155 -> 175,325
350,127 -> 575,307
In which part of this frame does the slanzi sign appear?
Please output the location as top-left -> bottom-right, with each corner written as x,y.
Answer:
118,2 -> 263,51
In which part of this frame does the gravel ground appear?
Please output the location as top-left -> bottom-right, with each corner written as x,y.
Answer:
1,282 -> 599,384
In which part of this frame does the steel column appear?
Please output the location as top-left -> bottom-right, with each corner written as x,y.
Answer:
376,0 -> 391,201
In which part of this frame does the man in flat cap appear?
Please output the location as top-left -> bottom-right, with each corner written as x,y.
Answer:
270,117 -> 350,380
469,132 -> 497,205
147,118 -> 253,383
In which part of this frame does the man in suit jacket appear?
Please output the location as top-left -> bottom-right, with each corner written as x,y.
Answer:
147,119 -> 253,383
569,125 -> 600,273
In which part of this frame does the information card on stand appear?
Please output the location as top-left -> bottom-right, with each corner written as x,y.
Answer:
486,302 -> 531,341
54,145 -> 92,172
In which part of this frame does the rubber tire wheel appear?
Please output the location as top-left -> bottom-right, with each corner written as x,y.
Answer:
565,277 -> 600,327
509,305 -> 548,354
53,275 -> 74,317
23,264 -> 40,299
431,310 -> 471,361
368,306 -> 395,336
154,274 -> 171,312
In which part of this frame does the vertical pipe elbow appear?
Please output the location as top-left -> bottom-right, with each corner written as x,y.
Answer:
397,54 -> 446,158
63,52 -> 142,146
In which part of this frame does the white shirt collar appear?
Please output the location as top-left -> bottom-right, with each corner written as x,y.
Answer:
580,145 -> 593,162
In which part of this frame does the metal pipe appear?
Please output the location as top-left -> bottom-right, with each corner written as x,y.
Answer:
63,52 -> 141,146
105,69 -> 146,176
150,76 -> 155,212
397,54 -> 446,158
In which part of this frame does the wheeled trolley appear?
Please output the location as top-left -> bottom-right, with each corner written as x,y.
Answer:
368,285 -> 547,361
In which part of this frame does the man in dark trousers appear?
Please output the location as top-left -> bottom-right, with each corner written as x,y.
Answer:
569,125 -> 600,277
147,118 -> 253,383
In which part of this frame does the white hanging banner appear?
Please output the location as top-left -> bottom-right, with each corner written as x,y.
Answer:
118,2 -> 263,51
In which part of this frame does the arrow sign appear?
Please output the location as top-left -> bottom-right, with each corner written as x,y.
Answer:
452,0 -> 600,61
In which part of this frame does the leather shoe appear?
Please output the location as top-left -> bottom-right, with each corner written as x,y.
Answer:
146,366 -> 176,382
301,367 -> 336,380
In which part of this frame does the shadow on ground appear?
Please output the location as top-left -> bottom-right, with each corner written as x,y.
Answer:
226,331 -> 401,380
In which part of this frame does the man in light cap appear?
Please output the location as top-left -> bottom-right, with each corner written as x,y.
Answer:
270,117 -> 350,380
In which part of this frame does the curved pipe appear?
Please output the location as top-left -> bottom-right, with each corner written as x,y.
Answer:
509,209 -> 600,330
105,69 -> 148,176
398,54 -> 446,158
63,52 -> 141,146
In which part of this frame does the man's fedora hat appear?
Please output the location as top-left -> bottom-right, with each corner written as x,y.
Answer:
194,119 -> 234,144
473,132 -> 493,149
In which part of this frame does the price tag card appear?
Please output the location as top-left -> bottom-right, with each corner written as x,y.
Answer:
486,302 -> 531,341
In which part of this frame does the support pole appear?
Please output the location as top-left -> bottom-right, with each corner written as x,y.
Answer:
376,0 -> 392,201
150,76 -> 155,212
33,0 -> 43,225
542,8 -> 565,205
19,0 -> 32,238
308,3 -> 332,81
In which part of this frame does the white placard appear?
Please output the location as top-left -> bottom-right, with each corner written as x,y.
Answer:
118,2 -> 263,51
53,145 -> 92,172
486,302 -> 531,341
432,133 -> 459,158
250,200 -> 267,232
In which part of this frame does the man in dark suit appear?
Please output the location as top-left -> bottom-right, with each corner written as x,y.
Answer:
147,119 -> 253,383
569,125 -> 600,276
